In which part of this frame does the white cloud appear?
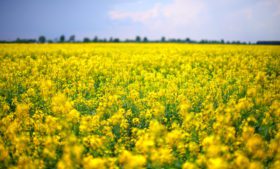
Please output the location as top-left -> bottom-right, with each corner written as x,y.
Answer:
262,0 -> 280,16
109,3 -> 161,23
224,0 -> 280,41
109,0 -> 206,33
108,0 -> 280,41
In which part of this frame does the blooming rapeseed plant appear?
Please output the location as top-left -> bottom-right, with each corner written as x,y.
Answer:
0,43 -> 279,168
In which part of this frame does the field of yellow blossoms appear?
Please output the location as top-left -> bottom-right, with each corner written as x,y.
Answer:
0,43 -> 279,169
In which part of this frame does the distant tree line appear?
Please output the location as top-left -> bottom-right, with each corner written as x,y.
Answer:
256,41 -> 280,45
1,35 -> 279,45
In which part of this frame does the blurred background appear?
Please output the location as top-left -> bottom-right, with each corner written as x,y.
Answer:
0,0 -> 280,43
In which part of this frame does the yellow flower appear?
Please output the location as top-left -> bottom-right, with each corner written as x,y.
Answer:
83,156 -> 106,169
2,103 -> 10,112
149,120 -> 165,136
119,150 -> 146,169
249,161 -> 264,169
0,143 -> 9,161
51,93 -> 70,114
120,119 -> 129,129
207,157 -> 228,169
150,148 -> 174,165
15,103 -> 30,118
247,87 -> 257,97
132,118 -> 140,125
182,162 -> 198,169
246,135 -> 265,159
66,109 -> 80,123
188,142 -> 200,155
255,72 -> 266,83
135,134 -> 154,154
179,102 -> 191,117
166,129 -> 184,146
234,152 -> 250,169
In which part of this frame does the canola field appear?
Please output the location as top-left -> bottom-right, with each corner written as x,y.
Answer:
0,44 -> 279,169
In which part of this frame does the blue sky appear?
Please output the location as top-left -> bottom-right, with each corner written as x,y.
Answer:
0,0 -> 280,42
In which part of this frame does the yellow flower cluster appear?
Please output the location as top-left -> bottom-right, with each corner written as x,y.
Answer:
0,43 -> 279,168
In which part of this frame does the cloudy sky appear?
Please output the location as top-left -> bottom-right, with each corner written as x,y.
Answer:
0,0 -> 280,42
